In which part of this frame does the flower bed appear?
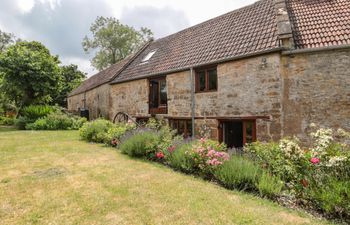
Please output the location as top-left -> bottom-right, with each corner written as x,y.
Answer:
80,119 -> 350,223
245,124 -> 350,221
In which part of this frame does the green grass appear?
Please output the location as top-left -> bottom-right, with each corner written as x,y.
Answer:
0,130 -> 333,225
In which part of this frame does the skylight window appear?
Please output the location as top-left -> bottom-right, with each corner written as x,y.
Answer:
141,50 -> 157,63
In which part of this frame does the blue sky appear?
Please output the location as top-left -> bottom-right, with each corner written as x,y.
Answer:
0,0 -> 257,76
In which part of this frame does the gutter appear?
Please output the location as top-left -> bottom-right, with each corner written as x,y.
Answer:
282,44 -> 350,55
110,47 -> 283,85
190,68 -> 195,137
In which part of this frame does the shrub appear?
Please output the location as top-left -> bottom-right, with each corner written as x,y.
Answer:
307,178 -> 350,219
167,142 -> 195,173
21,105 -> 55,121
184,138 -> 229,177
79,119 -> 115,143
245,141 -> 308,192
15,105 -> 57,129
214,155 -> 262,191
15,116 -> 30,130
0,116 -> 15,125
25,112 -> 87,130
105,123 -> 135,146
257,172 -> 284,198
71,117 -> 88,130
119,131 -> 159,158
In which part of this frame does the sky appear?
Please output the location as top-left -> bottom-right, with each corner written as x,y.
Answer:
0,0 -> 258,76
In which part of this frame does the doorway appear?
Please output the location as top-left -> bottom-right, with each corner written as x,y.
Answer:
223,121 -> 243,148
219,120 -> 256,148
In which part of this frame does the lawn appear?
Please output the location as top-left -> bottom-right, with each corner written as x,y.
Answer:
0,128 -> 333,225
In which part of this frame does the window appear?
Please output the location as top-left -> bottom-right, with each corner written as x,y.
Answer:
169,119 -> 193,138
141,50 -> 157,63
219,120 -> 256,149
195,67 -> 217,92
149,77 -> 167,114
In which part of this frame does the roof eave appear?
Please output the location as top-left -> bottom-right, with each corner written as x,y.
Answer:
110,47 -> 283,85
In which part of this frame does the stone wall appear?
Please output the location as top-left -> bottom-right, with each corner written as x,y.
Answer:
67,84 -> 110,120
109,79 -> 149,119
281,49 -> 350,143
68,48 -> 350,144
166,53 -> 283,141
167,71 -> 192,117
67,92 -> 84,112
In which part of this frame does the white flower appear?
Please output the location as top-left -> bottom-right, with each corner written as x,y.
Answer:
310,128 -> 333,157
326,156 -> 347,167
279,138 -> 303,160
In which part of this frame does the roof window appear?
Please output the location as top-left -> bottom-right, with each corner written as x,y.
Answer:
141,50 -> 157,63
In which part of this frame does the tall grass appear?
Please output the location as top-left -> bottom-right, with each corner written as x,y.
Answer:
214,155 -> 262,191
119,131 -> 158,157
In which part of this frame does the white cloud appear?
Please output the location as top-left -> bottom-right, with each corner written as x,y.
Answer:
61,56 -> 96,76
17,0 -> 35,13
0,0 -> 259,76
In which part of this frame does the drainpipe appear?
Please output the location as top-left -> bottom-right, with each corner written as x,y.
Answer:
190,68 -> 195,138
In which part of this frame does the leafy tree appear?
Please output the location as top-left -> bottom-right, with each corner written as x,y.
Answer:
0,41 -> 61,108
82,16 -> 153,71
0,30 -> 15,53
53,64 -> 86,107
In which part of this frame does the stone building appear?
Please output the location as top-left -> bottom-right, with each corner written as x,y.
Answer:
68,0 -> 350,147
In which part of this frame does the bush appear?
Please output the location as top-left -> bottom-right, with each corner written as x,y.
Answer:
0,116 -> 15,125
15,116 -> 30,130
21,105 -> 55,121
167,143 -> 195,173
245,141 -> 308,192
15,105 -> 58,129
183,138 -> 229,177
79,119 -> 115,143
119,130 -> 158,158
214,155 -> 262,191
25,112 -> 87,130
105,123 -> 135,146
307,178 -> 350,219
257,172 -> 284,198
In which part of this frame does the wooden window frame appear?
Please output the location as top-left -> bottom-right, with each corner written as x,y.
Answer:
169,119 -> 192,138
195,66 -> 218,93
149,77 -> 167,114
218,119 -> 257,146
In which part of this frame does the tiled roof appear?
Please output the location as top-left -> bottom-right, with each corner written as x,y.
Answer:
68,55 -> 134,96
286,0 -> 350,49
112,0 -> 279,83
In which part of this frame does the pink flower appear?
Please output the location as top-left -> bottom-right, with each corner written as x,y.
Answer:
111,139 -> 118,146
196,147 -> 205,154
207,158 -> 223,166
156,152 -> 164,159
167,146 -> 176,153
207,150 -> 216,157
200,138 -> 206,143
310,157 -> 320,165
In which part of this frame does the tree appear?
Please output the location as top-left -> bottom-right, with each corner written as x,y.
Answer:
82,16 -> 153,71
0,41 -> 61,107
53,64 -> 86,107
0,30 -> 15,53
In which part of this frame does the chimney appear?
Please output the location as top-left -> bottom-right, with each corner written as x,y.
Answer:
275,0 -> 294,49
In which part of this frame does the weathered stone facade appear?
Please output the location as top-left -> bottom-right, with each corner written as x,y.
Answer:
109,79 -> 149,120
281,49 -> 350,143
67,84 -> 110,120
166,53 -> 282,141
68,47 -> 350,144
106,49 -> 350,143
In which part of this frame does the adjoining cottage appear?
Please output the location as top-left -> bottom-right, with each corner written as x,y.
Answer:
68,0 -> 350,147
